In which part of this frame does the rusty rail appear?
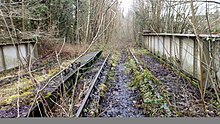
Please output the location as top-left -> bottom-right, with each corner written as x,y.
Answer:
75,54 -> 110,117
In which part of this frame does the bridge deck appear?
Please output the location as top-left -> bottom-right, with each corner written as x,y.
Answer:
76,51 -> 102,65
0,50 -> 103,118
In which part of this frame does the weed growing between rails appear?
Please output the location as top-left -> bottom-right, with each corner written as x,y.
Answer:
98,50 -> 145,117
125,50 -> 172,117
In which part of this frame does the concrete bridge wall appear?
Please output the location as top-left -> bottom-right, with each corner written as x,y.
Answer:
142,32 -> 220,88
0,41 -> 38,72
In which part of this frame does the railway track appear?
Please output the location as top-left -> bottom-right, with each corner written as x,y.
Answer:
29,51 -> 104,117
75,54 -> 110,117
0,51 -> 103,118
2,47 -> 211,118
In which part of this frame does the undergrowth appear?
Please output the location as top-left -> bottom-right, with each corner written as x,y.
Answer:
132,47 -> 220,117
125,55 -> 172,117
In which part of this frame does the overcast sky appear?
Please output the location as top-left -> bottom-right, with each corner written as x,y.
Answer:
121,0 -> 132,15
120,0 -> 220,16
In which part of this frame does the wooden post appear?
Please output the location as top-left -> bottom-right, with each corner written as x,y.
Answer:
210,39 -> 217,86
27,43 -> 31,66
25,43 -> 28,59
16,44 -> 21,66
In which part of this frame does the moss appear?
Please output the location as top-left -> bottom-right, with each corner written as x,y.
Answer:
134,48 -> 150,55
61,60 -> 72,67
21,85 -> 33,93
99,83 -> 107,92
129,68 -> 170,116
110,51 -> 120,66
33,67 -> 59,83
127,48 -> 173,116
35,75 -> 47,82
137,47 -> 199,88
45,92 -> 52,99
1,92 -> 33,105
48,67 -> 60,77
98,83 -> 108,97
20,92 -> 32,97
0,65 -> 61,107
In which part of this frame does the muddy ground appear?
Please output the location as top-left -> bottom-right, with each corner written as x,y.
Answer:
97,51 -> 145,118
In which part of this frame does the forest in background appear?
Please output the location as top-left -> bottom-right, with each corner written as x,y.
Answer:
1,0 -> 220,47
1,0 -> 220,118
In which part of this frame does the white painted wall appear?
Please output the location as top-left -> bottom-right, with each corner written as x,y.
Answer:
213,42 -> 220,81
142,34 -> 217,84
164,37 -> 171,59
158,36 -> 164,56
154,36 -> 159,54
3,45 -> 18,70
18,44 -> 27,64
143,35 -> 196,78
171,37 -> 180,60
181,38 -> 194,75
0,43 -> 37,72
30,44 -> 36,60
152,36 -> 155,53
0,47 -> 3,71
149,36 -> 152,51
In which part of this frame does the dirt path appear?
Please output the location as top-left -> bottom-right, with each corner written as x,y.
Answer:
99,51 -> 145,118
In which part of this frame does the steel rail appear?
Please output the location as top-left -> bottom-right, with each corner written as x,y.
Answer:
75,54 -> 110,117
28,51 -> 102,117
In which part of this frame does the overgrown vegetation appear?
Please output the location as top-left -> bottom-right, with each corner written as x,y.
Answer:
125,55 -> 171,117
133,47 -> 220,117
1,0 -> 220,118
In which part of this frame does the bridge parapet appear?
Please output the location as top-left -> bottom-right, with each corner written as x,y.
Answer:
142,32 -> 220,89
0,34 -> 38,72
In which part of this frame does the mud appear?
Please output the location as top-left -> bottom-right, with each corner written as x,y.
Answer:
99,51 -> 145,118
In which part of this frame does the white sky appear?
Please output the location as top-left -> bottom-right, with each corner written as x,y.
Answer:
120,0 -> 133,15
120,0 -> 220,16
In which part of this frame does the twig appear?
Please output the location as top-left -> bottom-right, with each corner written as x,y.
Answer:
16,64 -> 21,118
68,69 -> 80,117
49,98 -> 68,117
